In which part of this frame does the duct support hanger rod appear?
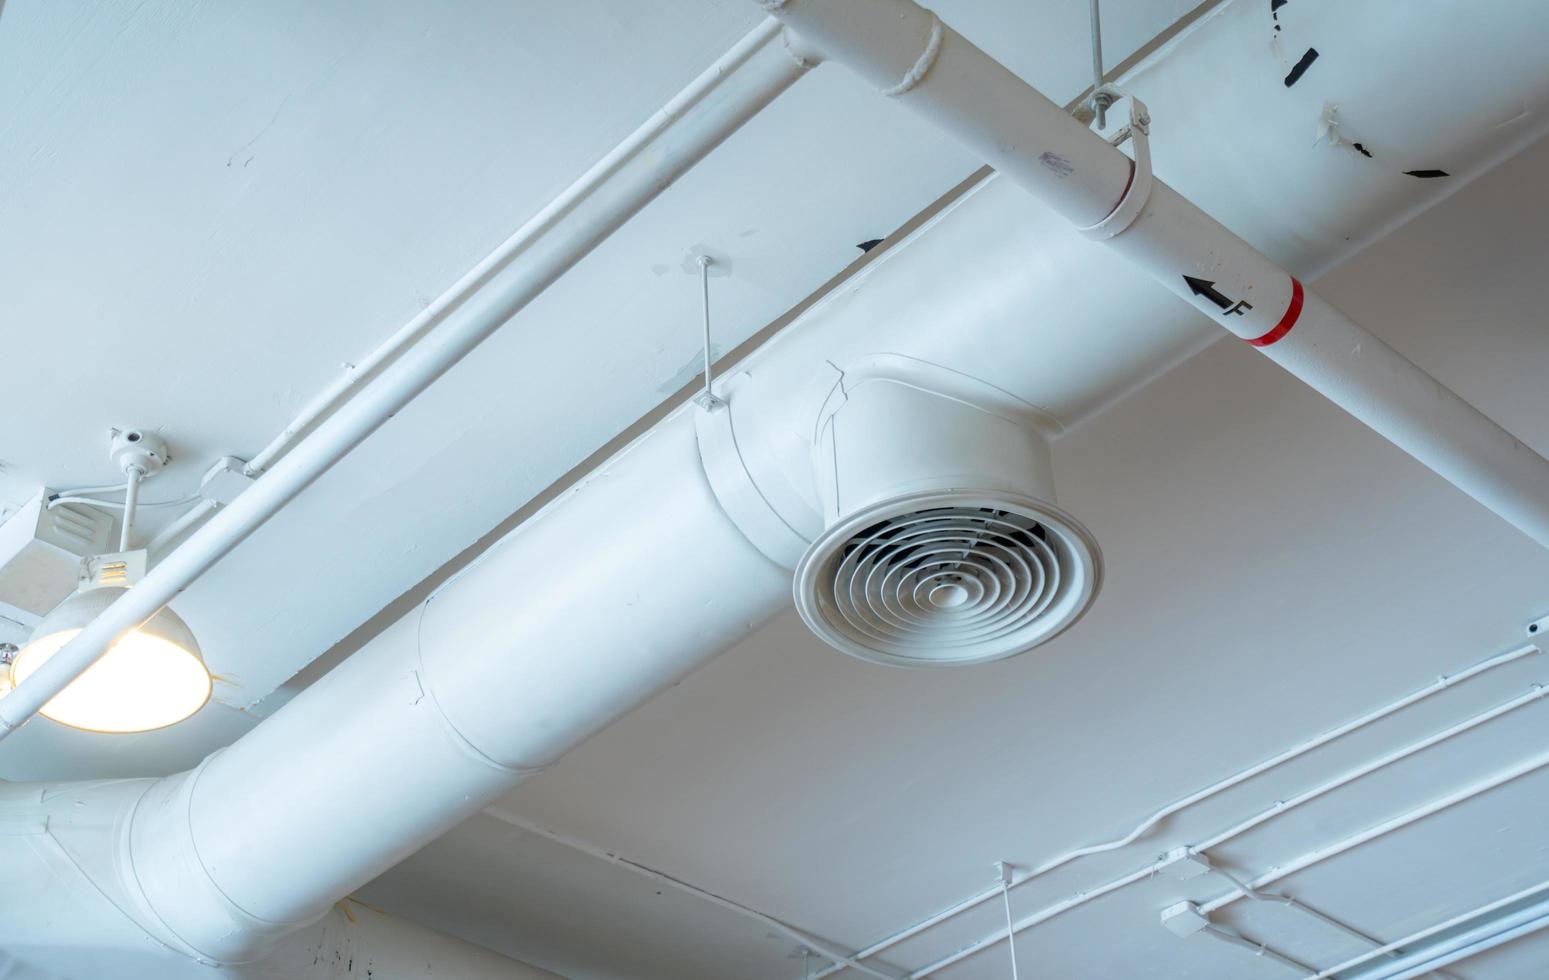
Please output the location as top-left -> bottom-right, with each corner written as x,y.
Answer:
1088,0 -> 1111,128
693,254 -> 726,411
750,0 -> 1549,555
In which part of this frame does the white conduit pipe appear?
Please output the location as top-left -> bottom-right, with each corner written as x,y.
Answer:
752,0 -> 1549,553
813,645 -> 1540,978
239,19 -> 793,479
1208,866 -> 1390,954
909,680 -> 1549,977
118,464 -> 143,552
145,498 -> 220,556
0,18 -> 810,744
1361,900 -> 1549,980
1312,878 -> 1549,979
1201,923 -> 1315,976
1198,744 -> 1549,919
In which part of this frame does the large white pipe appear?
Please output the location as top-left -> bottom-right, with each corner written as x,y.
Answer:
0,779 -> 561,978
1315,878 -> 1549,978
752,0 -> 1549,551
0,19 -> 811,743
124,416 -> 791,962
1345,894 -> 1549,980
0,411 -> 798,973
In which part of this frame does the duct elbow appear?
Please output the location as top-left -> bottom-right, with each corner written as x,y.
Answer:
698,354 -> 1103,669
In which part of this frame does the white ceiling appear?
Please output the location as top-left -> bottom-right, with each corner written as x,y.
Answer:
4,1 -> 1549,978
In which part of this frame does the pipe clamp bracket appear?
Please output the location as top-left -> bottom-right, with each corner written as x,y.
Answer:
1078,87 -> 1153,241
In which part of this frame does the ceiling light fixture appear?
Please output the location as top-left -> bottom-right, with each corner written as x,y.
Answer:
9,583 -> 210,733
4,427 -> 211,733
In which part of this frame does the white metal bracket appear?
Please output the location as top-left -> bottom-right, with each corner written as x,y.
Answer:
1078,85 -> 1153,241
693,375 -> 813,569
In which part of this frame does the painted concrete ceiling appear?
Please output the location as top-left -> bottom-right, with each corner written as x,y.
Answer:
4,1 -> 1549,978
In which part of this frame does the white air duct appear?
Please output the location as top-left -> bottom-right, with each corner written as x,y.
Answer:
4,1 -> 1549,975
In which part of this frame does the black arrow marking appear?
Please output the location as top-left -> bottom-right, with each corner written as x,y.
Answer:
1184,276 -> 1255,317
1183,276 -> 1232,309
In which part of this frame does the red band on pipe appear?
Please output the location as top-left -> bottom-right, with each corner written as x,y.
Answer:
1247,277 -> 1304,347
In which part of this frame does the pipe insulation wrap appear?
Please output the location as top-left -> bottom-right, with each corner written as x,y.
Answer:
763,0 -> 1549,550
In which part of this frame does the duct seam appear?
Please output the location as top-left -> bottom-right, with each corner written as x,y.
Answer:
21,826 -> 199,970
695,393 -> 813,569
880,12 -> 943,97
413,600 -> 553,777
123,760 -> 301,965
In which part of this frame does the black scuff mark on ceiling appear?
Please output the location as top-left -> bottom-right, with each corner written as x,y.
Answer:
1352,142 -> 1373,158
857,238 -> 885,253
1405,169 -> 1451,178
1284,47 -> 1319,87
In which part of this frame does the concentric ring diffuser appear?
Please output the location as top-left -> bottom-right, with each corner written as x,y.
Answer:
793,490 -> 1102,667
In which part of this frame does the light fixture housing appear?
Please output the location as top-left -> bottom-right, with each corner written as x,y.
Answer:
9,586 -> 211,733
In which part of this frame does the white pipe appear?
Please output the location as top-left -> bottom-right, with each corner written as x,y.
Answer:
814,645 -> 1540,977
1198,745 -> 1549,917
1201,923 -> 1315,976
0,18 -> 811,744
1209,866 -> 1388,951
756,0 -> 1549,553
1343,894 -> 1549,980
1311,878 -> 1549,978
901,674 -> 1549,978
145,499 -> 220,556
106,411 -> 792,963
119,465 -> 143,552
239,18 -> 795,479
1191,682 -> 1549,854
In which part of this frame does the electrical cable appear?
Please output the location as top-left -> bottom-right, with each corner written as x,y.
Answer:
999,863 -> 1021,980
47,492 -> 201,512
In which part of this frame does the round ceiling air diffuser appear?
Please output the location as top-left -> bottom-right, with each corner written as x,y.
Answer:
793,490 -> 1101,668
